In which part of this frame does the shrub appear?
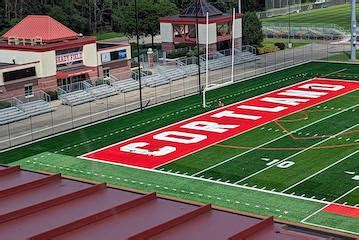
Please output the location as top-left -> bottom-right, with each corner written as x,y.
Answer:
257,44 -> 280,55
96,80 -> 110,86
46,91 -> 58,101
175,43 -> 192,49
166,50 -> 188,59
274,42 -> 286,50
0,101 -> 11,109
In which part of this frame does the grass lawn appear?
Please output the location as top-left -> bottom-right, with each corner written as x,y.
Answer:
325,51 -> 359,62
95,31 -> 126,41
2,61 -> 359,235
262,4 -> 357,31
263,38 -> 322,48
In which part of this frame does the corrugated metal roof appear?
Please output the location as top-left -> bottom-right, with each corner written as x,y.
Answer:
0,165 -> 355,240
2,15 -> 78,43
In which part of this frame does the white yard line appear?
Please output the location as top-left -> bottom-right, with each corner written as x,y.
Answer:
303,222 -> 359,236
235,123 -> 359,184
301,186 -> 359,223
191,104 -> 358,177
282,150 -> 359,193
320,68 -> 347,78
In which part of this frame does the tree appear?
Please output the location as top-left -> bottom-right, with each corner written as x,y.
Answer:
116,0 -> 179,46
242,12 -> 264,47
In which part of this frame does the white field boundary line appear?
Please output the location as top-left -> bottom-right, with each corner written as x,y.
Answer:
78,154 -> 331,205
320,68 -> 347,78
235,123 -> 359,184
0,61 -> 313,153
78,104 -> 358,206
300,186 -> 359,236
282,150 -> 359,193
303,221 -> 359,236
191,104 -> 358,177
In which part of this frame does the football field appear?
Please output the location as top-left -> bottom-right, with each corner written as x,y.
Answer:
1,61 -> 358,236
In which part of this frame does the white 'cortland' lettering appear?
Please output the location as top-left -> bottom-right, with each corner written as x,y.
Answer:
261,97 -> 309,106
278,90 -> 327,98
299,83 -> 345,91
238,105 -> 287,112
120,142 -> 175,156
154,131 -> 207,144
181,121 -> 239,133
211,110 -> 261,120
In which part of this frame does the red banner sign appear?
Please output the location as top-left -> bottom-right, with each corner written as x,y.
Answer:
56,52 -> 83,65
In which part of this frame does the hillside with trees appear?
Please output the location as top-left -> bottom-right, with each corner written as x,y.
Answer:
0,0 -> 265,35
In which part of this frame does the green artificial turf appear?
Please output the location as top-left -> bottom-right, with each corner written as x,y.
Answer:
262,4 -> 357,31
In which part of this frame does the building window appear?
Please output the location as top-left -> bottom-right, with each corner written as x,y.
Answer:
3,67 -> 36,82
24,84 -> 33,98
103,68 -> 110,79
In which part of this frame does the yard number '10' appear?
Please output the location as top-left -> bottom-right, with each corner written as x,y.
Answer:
266,159 -> 295,169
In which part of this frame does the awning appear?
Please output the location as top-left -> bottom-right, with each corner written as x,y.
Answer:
56,66 -> 96,79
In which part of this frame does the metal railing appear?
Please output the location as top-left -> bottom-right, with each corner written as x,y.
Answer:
0,41 -> 352,151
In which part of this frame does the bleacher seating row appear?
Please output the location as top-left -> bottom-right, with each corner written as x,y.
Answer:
88,84 -> 118,99
19,100 -> 54,117
59,90 -> 94,106
111,79 -> 141,93
263,25 -> 346,39
204,52 -> 259,71
0,100 -> 53,125
181,64 -> 206,76
59,84 -> 120,106
57,50 -> 258,107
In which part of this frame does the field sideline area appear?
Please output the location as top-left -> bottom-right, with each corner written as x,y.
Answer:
1,61 -> 358,236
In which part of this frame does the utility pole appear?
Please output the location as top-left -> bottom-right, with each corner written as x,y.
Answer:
196,1 -> 202,94
351,0 -> 357,61
135,0 -> 143,111
288,0 -> 292,48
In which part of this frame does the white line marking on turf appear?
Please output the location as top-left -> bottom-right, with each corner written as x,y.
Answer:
78,155 -> 330,205
192,104 -> 358,177
235,124 -> 359,184
282,150 -> 359,193
300,186 -> 359,235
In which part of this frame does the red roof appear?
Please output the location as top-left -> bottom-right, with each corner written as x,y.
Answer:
2,15 -> 78,43
0,165 -> 356,240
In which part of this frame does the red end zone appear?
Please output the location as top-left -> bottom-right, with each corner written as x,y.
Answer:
323,204 -> 359,218
83,78 -> 359,169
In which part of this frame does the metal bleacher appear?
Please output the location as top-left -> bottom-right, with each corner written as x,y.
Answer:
204,51 -> 259,71
143,74 -> 171,88
19,100 -> 54,117
0,107 -> 28,125
181,64 -> 206,76
160,68 -> 187,81
111,78 -> 141,93
59,90 -> 95,106
0,99 -> 53,125
87,84 -> 118,99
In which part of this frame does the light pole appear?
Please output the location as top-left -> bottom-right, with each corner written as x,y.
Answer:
196,1 -> 202,94
288,0 -> 292,48
135,0 -> 143,111
351,0 -> 357,61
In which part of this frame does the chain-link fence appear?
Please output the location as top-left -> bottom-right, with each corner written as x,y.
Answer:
0,41 -> 353,151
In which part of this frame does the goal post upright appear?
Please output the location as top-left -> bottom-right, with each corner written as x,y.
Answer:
203,12 -> 209,108
202,8 -> 237,108
231,7 -> 236,83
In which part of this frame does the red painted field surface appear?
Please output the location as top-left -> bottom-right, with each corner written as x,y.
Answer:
323,204 -> 359,218
83,79 -> 359,169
